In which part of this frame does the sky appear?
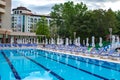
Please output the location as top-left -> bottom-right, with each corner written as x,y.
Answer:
12,0 -> 120,15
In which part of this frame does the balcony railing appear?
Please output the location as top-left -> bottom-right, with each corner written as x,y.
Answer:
0,0 -> 6,6
0,7 -> 5,13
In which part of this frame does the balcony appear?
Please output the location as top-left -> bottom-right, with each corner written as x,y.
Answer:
0,0 -> 6,7
0,7 -> 5,13
0,18 -> 1,25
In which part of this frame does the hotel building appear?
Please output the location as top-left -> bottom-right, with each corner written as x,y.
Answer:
0,0 -> 11,43
0,2 -> 46,44
11,6 -> 52,33
0,1 -> 37,44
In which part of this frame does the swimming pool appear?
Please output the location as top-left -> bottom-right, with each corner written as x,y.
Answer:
0,49 -> 120,80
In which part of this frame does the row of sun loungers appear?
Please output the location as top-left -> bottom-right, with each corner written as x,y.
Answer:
0,43 -> 119,61
45,44 -> 120,60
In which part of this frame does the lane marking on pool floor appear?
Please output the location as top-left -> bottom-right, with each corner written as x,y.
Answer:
1,51 -> 21,80
44,50 -> 120,72
21,54 -> 64,80
37,52 -> 109,80
54,52 -> 120,72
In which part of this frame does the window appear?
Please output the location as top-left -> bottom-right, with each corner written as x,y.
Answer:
34,18 -> 37,23
17,11 -> 19,14
12,17 -> 14,21
14,11 -> 16,14
38,19 -> 40,21
12,23 -> 14,27
20,11 -> 22,14
30,18 -> 33,23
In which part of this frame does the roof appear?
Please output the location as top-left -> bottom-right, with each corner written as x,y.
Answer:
10,32 -> 36,36
31,14 -> 52,18
12,6 -> 31,12
0,28 -> 46,37
12,7 -> 53,18
19,13 -> 52,18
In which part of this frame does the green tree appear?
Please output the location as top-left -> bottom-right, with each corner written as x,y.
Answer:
50,1 -> 88,39
36,17 -> 50,38
50,3 -> 63,38
115,10 -> 120,35
104,9 -> 118,35
50,1 -> 119,43
86,9 -> 117,42
89,9 -> 106,40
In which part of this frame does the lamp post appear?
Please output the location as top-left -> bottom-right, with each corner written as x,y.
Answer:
74,32 -> 76,39
109,28 -> 112,43
73,32 -> 76,45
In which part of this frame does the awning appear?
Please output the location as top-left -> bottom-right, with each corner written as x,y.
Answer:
0,28 -> 12,35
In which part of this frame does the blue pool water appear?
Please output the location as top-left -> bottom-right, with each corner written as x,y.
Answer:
0,49 -> 120,80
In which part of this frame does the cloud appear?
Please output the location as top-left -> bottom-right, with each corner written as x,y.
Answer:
12,0 -> 120,14
83,0 -> 119,3
86,2 -> 105,10
12,0 -> 66,14
28,4 -> 55,14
